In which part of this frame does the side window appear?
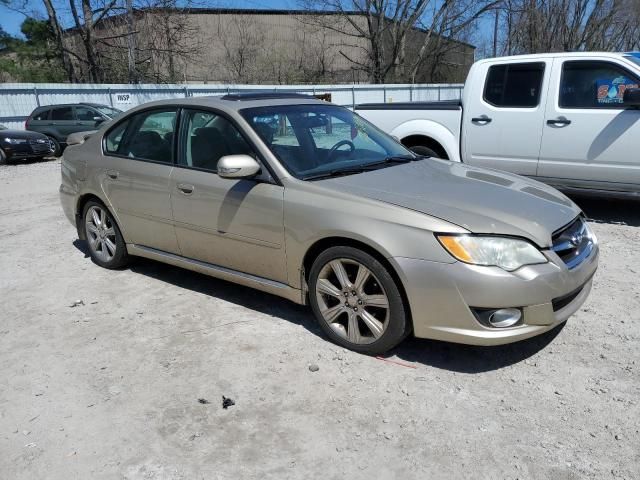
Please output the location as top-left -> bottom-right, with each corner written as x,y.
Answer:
560,61 -> 640,109
33,109 -> 50,121
76,106 -> 96,121
484,62 -> 545,108
51,107 -> 74,121
108,109 -> 177,163
104,120 -> 130,154
180,109 -> 254,171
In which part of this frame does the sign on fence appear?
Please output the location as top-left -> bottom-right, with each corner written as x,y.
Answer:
114,93 -> 132,104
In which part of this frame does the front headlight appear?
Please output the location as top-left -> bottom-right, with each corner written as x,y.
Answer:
436,234 -> 547,271
3,138 -> 28,145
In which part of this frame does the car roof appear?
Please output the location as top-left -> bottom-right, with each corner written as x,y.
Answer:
475,51 -> 640,65
34,103 -> 111,110
121,93 -> 329,116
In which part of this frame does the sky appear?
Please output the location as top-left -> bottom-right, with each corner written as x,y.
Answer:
0,0 -> 296,36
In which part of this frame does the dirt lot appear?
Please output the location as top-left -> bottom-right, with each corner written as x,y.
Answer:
1,159 -> 638,479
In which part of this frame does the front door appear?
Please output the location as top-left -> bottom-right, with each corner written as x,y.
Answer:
462,60 -> 551,176
537,56 -> 640,192
100,108 -> 180,253
170,108 -> 287,282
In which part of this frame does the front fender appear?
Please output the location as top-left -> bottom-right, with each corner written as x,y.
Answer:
391,119 -> 461,163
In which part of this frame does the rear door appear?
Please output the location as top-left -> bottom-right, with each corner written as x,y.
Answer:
49,106 -> 78,141
537,56 -> 640,192
462,60 -> 551,175
100,108 -> 180,254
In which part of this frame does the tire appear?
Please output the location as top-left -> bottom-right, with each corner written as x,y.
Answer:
82,200 -> 129,269
408,145 -> 440,158
47,136 -> 62,157
308,246 -> 410,355
0,148 -> 7,165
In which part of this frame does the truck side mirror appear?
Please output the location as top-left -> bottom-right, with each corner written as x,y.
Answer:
623,88 -> 640,107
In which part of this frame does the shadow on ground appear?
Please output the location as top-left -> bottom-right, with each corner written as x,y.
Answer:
568,194 -> 640,227
72,241 -> 566,374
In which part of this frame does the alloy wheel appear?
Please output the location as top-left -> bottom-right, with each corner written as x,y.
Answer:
315,258 -> 390,345
85,205 -> 117,263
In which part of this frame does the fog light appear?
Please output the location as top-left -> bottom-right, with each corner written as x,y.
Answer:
487,308 -> 522,328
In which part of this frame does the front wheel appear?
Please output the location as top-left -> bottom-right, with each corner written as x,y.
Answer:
308,246 -> 410,354
408,145 -> 440,158
47,136 -> 62,157
83,201 -> 129,269
0,148 -> 7,165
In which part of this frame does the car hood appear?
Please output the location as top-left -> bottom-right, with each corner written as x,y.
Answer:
0,129 -> 49,140
317,159 -> 580,247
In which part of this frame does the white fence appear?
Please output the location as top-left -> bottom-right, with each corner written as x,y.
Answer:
0,82 -> 463,130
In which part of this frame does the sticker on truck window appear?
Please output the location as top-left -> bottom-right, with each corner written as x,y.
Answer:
596,76 -> 639,104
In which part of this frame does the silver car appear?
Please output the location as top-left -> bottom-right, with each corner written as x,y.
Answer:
60,94 -> 598,354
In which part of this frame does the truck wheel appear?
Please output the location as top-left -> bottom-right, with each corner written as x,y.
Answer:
409,145 -> 440,158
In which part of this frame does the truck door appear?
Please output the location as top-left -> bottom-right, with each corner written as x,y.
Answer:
462,60 -> 551,176
537,56 -> 640,191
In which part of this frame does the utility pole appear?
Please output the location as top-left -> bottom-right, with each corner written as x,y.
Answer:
127,0 -> 137,83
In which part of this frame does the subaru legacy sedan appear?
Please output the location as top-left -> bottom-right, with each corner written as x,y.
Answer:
60,94 -> 598,354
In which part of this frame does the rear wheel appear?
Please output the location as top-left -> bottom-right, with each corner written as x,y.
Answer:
83,201 -> 129,269
309,246 -> 409,354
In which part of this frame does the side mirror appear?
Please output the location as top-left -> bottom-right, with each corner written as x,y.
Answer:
217,154 -> 261,179
623,88 -> 640,107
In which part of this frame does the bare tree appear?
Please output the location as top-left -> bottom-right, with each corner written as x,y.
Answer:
499,0 -> 640,54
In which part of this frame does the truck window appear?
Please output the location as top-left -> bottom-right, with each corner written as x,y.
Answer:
483,62 -> 545,108
559,61 -> 640,109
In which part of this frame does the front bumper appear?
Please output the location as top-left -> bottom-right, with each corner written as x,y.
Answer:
391,243 -> 599,345
1,141 -> 54,160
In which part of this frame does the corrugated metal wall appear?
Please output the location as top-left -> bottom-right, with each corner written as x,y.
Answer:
0,83 -> 463,131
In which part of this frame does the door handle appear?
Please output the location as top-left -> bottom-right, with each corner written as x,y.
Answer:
471,115 -> 492,124
547,117 -> 571,126
106,170 -> 119,179
177,183 -> 195,195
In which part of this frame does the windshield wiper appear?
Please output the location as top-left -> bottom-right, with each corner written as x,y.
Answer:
303,155 -> 418,181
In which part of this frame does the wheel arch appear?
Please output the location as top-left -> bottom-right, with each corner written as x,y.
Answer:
301,236 -> 413,330
75,193 -> 111,240
390,119 -> 460,162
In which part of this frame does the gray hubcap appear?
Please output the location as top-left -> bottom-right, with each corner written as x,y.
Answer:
315,258 -> 390,345
85,206 -> 117,262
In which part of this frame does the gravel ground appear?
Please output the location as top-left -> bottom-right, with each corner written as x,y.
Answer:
1,159 -> 638,479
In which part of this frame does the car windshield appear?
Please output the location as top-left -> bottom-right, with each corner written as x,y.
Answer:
240,104 -> 417,179
624,54 -> 640,68
95,106 -> 122,117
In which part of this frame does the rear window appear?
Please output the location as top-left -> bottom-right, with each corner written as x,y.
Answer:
32,109 -> 49,121
483,62 -> 545,108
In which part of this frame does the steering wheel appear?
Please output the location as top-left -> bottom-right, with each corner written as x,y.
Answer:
327,139 -> 355,160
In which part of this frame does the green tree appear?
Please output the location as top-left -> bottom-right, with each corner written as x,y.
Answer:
0,18 -> 66,82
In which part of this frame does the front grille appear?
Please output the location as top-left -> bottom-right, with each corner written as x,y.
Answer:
29,139 -> 52,155
551,216 -> 594,269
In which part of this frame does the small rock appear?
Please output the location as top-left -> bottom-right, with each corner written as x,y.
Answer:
222,396 -> 235,409
22,430 -> 30,436
615,434 -> 622,441
69,300 -> 84,308
308,364 -> 319,372
384,433 -> 392,440
189,432 -> 201,441
197,398 -> 210,404
24,442 -> 36,448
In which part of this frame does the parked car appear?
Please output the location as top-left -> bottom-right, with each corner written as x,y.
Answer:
0,124 -> 54,164
27,103 -> 122,156
60,93 -> 598,354
356,52 -> 640,197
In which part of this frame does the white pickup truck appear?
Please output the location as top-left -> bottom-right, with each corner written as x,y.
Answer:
356,52 -> 640,196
